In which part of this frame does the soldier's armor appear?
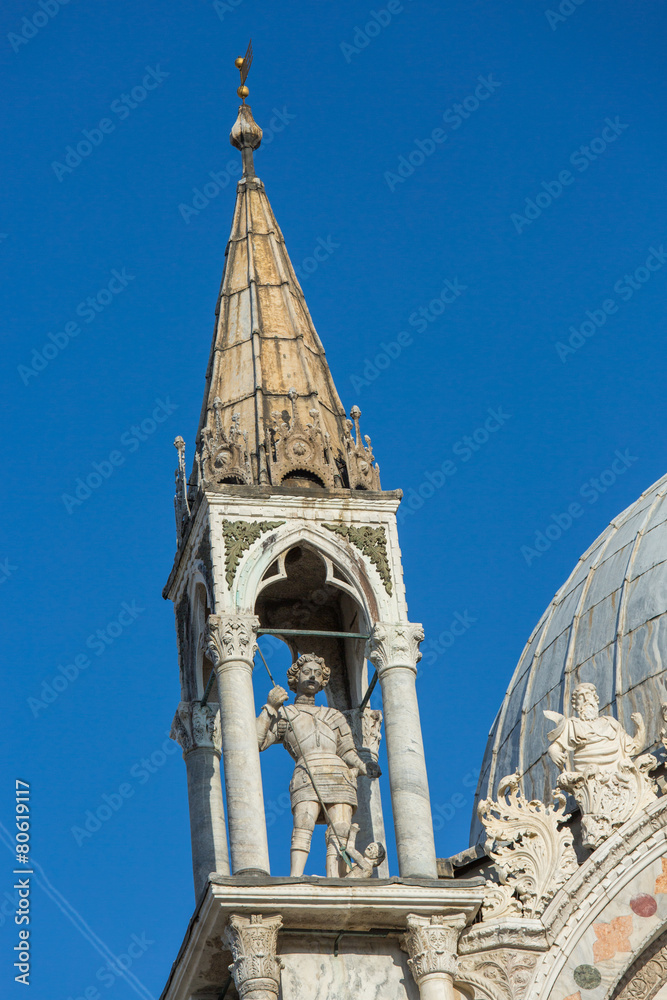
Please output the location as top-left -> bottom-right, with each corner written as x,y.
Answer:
258,703 -> 359,816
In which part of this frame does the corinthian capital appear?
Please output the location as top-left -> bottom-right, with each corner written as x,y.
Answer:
402,913 -> 466,985
223,913 -> 283,1000
366,622 -> 424,675
205,613 -> 259,668
170,701 -> 221,755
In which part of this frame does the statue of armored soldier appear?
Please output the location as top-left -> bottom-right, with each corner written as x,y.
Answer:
256,653 -> 381,877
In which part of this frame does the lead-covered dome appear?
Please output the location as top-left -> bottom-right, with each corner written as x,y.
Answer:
472,471 -> 667,845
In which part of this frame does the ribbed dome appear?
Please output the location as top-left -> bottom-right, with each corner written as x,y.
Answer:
471,471 -> 667,845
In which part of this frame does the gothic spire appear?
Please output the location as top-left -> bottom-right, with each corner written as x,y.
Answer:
187,59 -> 380,498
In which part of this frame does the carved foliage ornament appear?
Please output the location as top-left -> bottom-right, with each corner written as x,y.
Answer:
205,614 -> 259,666
457,950 -> 538,1000
323,522 -> 392,594
198,399 -> 253,488
223,913 -> 284,1000
221,519 -> 285,590
366,622 -> 425,674
477,772 -> 578,920
612,929 -> 667,999
402,913 -> 467,984
170,701 -> 222,754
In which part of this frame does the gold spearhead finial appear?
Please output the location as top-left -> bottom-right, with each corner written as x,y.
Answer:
234,39 -> 253,102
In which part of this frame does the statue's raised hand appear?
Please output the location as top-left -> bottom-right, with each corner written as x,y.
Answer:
267,685 -> 289,709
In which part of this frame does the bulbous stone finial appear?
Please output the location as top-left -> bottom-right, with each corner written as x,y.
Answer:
230,104 -> 263,179
230,105 -> 262,149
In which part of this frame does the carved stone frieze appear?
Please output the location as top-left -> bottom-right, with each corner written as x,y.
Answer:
545,682 -> 657,850
366,622 -> 424,675
198,399 -> 253,488
477,772 -> 578,919
204,614 -> 259,667
457,950 -> 538,1000
266,389 -> 340,488
170,701 -> 221,754
402,913 -> 467,985
344,405 -> 382,490
223,913 -> 283,1000
323,522 -> 392,594
221,520 -> 285,590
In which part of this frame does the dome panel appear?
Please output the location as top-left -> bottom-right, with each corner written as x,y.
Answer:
472,471 -> 667,845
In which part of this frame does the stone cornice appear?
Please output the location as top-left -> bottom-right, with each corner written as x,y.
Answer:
159,877 -> 485,1000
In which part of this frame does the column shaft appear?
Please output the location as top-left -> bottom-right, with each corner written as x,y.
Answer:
368,623 -> 437,878
206,614 -> 270,874
185,747 -> 230,891
171,701 -> 230,897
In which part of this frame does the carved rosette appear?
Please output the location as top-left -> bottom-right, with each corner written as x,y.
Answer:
205,614 -> 259,668
170,701 -> 222,755
477,772 -> 578,919
223,913 -> 283,1000
367,622 -> 425,676
402,914 -> 467,987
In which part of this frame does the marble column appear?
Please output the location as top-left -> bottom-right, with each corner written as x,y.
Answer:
205,613 -> 270,874
367,622 -> 437,878
403,914 -> 466,1000
171,700 -> 230,895
223,913 -> 283,1000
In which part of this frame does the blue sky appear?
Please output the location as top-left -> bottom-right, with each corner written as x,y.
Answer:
2,0 -> 667,996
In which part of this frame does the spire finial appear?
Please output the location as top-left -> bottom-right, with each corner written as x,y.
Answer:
230,40 -> 262,177
234,40 -> 253,103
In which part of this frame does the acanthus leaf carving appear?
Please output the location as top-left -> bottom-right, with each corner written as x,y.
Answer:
323,522 -> 392,595
205,613 -> 259,666
402,913 -> 467,984
366,622 -> 424,674
170,700 -> 222,754
223,913 -> 283,1000
221,519 -> 285,591
457,950 -> 538,1000
477,772 -> 578,919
